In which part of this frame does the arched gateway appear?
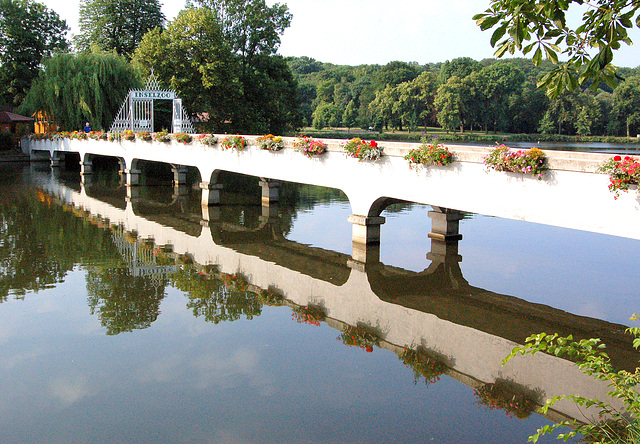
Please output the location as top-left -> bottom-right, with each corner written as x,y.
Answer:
110,71 -> 195,134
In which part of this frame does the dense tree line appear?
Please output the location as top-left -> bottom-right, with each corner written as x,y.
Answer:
289,56 -> 640,137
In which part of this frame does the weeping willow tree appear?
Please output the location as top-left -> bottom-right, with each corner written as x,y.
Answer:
19,52 -> 141,131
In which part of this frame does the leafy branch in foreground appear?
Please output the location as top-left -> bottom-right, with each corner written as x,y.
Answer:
474,0 -> 639,98
503,330 -> 640,443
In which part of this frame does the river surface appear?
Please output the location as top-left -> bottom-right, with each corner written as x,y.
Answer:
1,161 -> 638,444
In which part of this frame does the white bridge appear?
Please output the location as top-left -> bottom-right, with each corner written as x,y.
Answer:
24,136 -> 640,262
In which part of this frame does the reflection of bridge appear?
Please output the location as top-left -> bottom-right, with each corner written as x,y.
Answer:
35,171 -> 633,424
25,136 -> 640,261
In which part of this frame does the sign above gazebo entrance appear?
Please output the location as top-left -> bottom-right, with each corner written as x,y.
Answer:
110,71 -> 195,134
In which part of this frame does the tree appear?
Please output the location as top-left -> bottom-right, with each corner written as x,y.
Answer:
0,0 -> 69,105
342,99 -> 357,130
507,81 -> 549,134
575,106 -> 592,136
369,85 -> 401,131
312,101 -> 339,130
374,61 -> 419,89
76,0 -> 164,56
393,72 -> 438,132
476,63 -> 525,132
475,0 -> 640,98
133,5 -> 298,134
613,76 -> 640,137
133,8 -> 240,131
435,76 -> 466,132
187,0 -> 291,68
20,52 -> 141,131
437,57 -> 482,84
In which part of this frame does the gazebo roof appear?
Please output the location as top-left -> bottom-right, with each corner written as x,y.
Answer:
0,111 -> 33,123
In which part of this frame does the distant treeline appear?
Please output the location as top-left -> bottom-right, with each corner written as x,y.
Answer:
287,56 -> 640,138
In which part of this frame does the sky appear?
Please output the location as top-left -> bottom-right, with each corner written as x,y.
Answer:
38,0 -> 640,68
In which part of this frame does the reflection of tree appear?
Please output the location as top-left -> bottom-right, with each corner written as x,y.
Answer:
0,186 -> 120,301
172,266 -> 262,324
86,267 -> 166,335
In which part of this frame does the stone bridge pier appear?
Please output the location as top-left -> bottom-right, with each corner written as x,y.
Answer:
347,195 -> 464,264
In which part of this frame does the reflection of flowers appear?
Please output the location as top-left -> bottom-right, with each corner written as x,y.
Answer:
400,346 -> 448,386
338,324 -> 381,352
474,380 -> 539,419
291,305 -> 326,326
222,272 -> 248,292
257,286 -> 285,307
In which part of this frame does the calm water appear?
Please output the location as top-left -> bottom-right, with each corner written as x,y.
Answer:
1,161 -> 638,444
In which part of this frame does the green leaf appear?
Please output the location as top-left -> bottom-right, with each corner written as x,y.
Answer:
532,47 -> 543,65
490,24 -> 508,47
477,15 -> 500,30
544,45 -> 559,64
494,41 -> 510,58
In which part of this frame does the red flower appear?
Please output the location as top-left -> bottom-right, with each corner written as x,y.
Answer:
614,155 -> 622,161
369,140 -> 377,148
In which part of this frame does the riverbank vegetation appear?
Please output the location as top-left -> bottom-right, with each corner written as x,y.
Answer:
289,56 -> 640,140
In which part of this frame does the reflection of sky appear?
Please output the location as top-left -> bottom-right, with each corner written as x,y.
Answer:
286,199 -> 639,326
5,181 -> 631,442
0,274 -> 554,443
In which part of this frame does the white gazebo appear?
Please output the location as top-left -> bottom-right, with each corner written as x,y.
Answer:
110,71 -> 195,134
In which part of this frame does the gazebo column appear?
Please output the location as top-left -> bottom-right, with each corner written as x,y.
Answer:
348,214 -> 385,263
